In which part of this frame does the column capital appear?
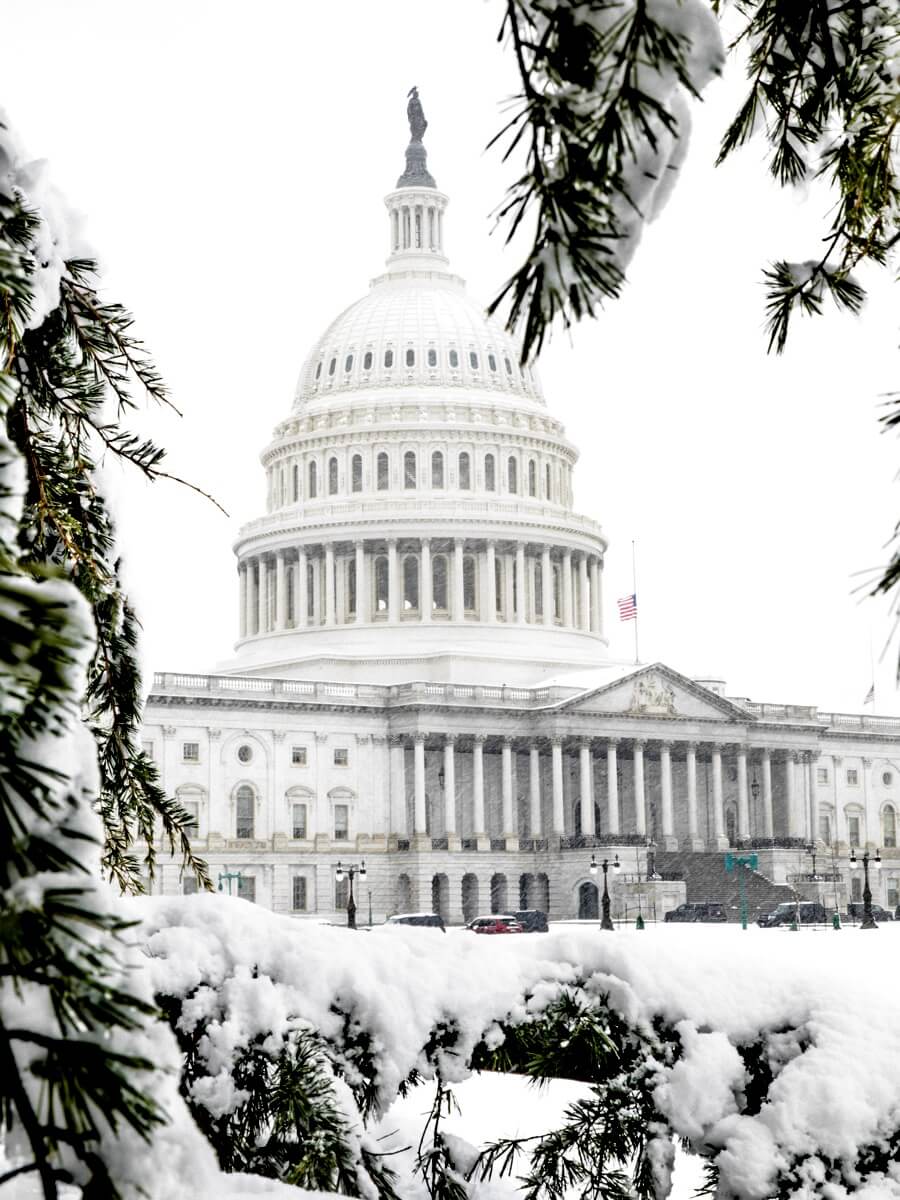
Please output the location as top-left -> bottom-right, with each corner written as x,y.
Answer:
501,735 -> 515,748
472,733 -> 488,746
443,732 -> 457,746
862,756 -> 873,768
604,737 -> 620,749
657,739 -> 673,752
388,734 -> 406,749
372,734 -> 388,745
550,734 -> 565,748
413,731 -> 428,744
314,731 -> 329,744
632,738 -> 647,751
683,741 -> 699,753
832,755 -> 842,766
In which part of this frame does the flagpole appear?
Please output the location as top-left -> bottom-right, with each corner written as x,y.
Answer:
632,540 -> 639,666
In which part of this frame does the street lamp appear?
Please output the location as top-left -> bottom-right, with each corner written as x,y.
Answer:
335,860 -> 367,929
217,870 -> 242,896
590,853 -> 621,931
849,847 -> 882,930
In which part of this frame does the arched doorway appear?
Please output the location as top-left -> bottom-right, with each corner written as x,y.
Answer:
431,873 -> 449,922
535,872 -> 550,914
726,806 -> 737,846
519,872 -> 535,909
461,873 -> 479,923
396,873 -> 412,914
490,873 -> 508,913
578,881 -> 599,919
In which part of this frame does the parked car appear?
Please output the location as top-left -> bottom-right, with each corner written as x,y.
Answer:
513,909 -> 548,932
466,914 -> 524,934
843,902 -> 894,923
386,912 -> 446,931
664,902 -> 727,923
758,901 -> 829,927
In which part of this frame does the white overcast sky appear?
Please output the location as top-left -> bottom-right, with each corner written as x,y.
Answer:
3,0 -> 899,713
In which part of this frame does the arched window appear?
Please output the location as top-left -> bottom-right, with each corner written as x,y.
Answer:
344,354 -> 353,372
427,348 -> 437,367
469,351 -> 479,370
363,350 -> 373,371
485,453 -> 496,492
432,555 -> 448,611
384,349 -> 394,368
545,462 -> 552,499
292,463 -> 299,502
377,452 -> 389,490
528,459 -> 536,497
885,805 -> 897,848
315,361 -> 322,380
458,451 -> 471,490
236,785 -> 255,840
406,348 -> 415,367
534,559 -> 544,617
495,557 -> 503,617
328,357 -> 336,376
308,460 -> 317,499
488,353 -> 497,372
351,454 -> 363,493
404,450 -> 417,489
403,555 -> 419,611
328,457 -> 338,495
374,556 -> 389,613
504,356 -> 512,374
463,555 -> 476,612
449,349 -> 459,368
507,456 -> 518,494
431,450 -> 444,488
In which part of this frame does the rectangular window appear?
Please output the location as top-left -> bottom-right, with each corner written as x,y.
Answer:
848,815 -> 861,847
333,748 -> 349,767
291,745 -> 307,766
183,741 -> 199,763
888,878 -> 899,910
182,801 -> 199,839
142,740 -> 154,760
292,876 -> 308,911
335,877 -> 349,909
334,804 -> 349,841
816,767 -> 828,784
847,768 -> 859,786
182,876 -> 198,896
292,803 -> 308,840
237,875 -> 256,903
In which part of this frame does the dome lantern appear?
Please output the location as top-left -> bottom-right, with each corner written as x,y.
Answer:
385,87 -> 449,274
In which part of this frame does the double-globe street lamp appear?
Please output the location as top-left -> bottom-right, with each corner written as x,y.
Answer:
849,847 -> 882,930
589,853 -> 621,931
335,860 -> 367,929
217,870 -> 242,896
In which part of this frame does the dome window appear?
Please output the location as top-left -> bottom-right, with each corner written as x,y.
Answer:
545,462 -> 552,499
308,460 -> 318,499
458,451 -> 471,490
488,354 -> 497,372
402,555 -> 419,612
404,451 -> 417,490
469,351 -> 479,370
463,556 -> 477,612
328,457 -> 338,495
351,454 -> 363,493
427,348 -> 437,367
363,351 -> 373,371
405,348 -> 415,367
374,556 -> 389,612
432,555 -> 448,612
528,459 -> 537,497
504,357 -> 513,374
377,452 -> 389,490
328,357 -> 336,376
384,349 -> 394,368
484,453 -> 496,492
344,354 -> 353,372
431,450 -> 444,489
449,349 -> 459,369
292,463 -> 299,503
315,361 -> 322,380
237,744 -> 253,764
507,456 -> 518,494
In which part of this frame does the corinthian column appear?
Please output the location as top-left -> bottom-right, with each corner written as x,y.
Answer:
388,539 -> 399,624
472,735 -> 487,846
633,740 -> 646,836
420,537 -> 432,624
577,554 -> 589,631
515,543 -> 527,624
712,747 -> 727,849
736,745 -> 750,840
413,733 -> 427,837
239,563 -> 248,639
660,742 -> 675,848
551,738 -> 565,836
686,743 -> 702,849
606,739 -> 620,835
443,735 -> 457,845
275,552 -> 287,630
541,546 -> 552,626
579,740 -> 595,837
257,557 -> 267,635
762,749 -> 774,838
485,540 -> 497,623
529,746 -> 542,837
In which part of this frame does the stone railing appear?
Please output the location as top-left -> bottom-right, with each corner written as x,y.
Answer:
742,700 -> 900,735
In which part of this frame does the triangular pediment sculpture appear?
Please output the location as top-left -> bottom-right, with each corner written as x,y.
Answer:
555,663 -> 750,722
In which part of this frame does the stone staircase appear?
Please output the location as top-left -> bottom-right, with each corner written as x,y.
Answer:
655,851 -> 796,922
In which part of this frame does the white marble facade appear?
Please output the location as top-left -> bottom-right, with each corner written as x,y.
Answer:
142,112 -> 900,921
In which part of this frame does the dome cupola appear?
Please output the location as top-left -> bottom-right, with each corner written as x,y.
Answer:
224,92 -> 608,686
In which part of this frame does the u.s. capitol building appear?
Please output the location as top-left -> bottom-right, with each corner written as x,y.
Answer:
142,98 -> 900,922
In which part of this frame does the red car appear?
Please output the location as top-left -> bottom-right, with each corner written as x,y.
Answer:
466,914 -> 524,934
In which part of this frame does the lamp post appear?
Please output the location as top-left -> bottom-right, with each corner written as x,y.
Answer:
217,870 -> 242,896
335,860 -> 367,929
635,843 -> 646,930
590,853 -> 620,931
724,852 -> 758,930
849,847 -> 881,930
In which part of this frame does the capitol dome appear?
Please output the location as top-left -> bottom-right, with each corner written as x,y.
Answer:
223,101 -> 608,686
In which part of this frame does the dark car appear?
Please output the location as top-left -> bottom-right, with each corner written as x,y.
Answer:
514,909 -> 548,932
386,912 -> 446,931
758,901 -> 829,927
664,902 -> 727,923
466,914 -> 524,934
844,902 -> 894,923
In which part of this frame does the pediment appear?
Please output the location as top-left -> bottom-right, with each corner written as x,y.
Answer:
555,663 -> 750,723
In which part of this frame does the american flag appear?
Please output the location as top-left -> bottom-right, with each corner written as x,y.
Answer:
617,593 -> 637,621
